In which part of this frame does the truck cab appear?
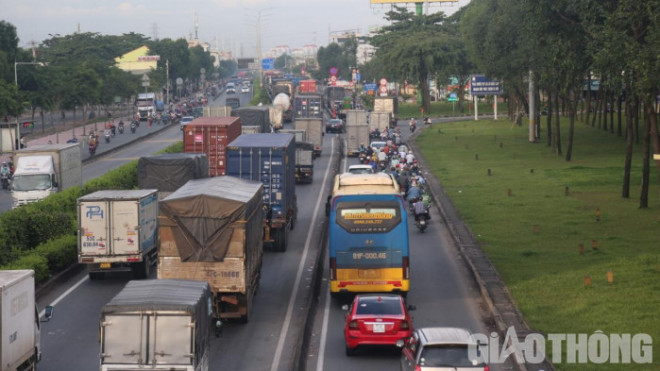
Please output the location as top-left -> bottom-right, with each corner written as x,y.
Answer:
11,156 -> 58,208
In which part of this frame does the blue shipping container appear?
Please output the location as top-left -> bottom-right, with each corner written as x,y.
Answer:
226,134 -> 296,211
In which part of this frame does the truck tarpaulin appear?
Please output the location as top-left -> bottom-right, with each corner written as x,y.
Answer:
137,153 -> 209,192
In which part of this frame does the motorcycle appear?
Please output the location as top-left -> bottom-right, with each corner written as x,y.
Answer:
358,151 -> 367,164
110,125 -> 116,137
1,173 -> 11,190
130,121 -> 137,133
104,129 -> 111,143
89,139 -> 98,156
415,213 -> 430,232
410,124 -> 416,133
118,123 -> 124,134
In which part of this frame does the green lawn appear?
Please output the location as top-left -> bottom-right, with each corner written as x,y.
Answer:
398,100 -> 507,119
417,118 -> 659,370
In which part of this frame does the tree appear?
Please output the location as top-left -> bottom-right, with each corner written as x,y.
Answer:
370,7 -> 452,113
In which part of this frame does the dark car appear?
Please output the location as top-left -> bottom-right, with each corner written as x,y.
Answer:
325,118 -> 344,133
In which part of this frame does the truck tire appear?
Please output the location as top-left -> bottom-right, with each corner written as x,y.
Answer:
274,228 -> 287,252
132,259 -> 150,279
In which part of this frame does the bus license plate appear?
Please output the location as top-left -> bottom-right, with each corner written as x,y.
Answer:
100,263 -> 111,269
373,323 -> 385,333
358,269 -> 377,278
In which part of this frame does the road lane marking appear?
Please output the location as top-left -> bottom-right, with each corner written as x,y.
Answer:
39,275 -> 88,318
316,290 -> 332,371
270,137 -> 335,371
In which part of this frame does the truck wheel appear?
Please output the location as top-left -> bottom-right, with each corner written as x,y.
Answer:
132,259 -> 150,279
275,229 -> 287,252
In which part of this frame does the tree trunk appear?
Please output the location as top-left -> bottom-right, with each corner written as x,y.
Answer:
554,89 -> 562,155
592,95 -> 601,127
610,96 -> 615,134
617,95 -> 623,137
419,76 -> 430,114
634,97 -> 640,144
640,99 -> 651,209
565,88 -> 577,162
602,90 -> 608,132
535,84 -> 541,140
586,75 -> 592,125
546,90 -> 553,147
40,109 -> 45,133
622,89 -> 633,198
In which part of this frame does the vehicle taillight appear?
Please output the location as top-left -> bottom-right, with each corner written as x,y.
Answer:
400,321 -> 409,330
349,320 -> 358,329
415,365 -> 422,371
483,365 -> 489,371
330,258 -> 337,280
402,257 -> 409,279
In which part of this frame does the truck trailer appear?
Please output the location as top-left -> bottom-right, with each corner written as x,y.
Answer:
232,106 -> 271,134
78,189 -> 159,280
226,134 -> 297,252
183,116 -> 242,176
293,118 -> 323,158
158,177 -> 264,322
345,121 -> 370,157
11,143 -> 83,208
99,279 -> 213,371
137,153 -> 209,199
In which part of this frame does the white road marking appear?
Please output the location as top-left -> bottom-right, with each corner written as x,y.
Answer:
39,275 -> 88,317
316,290 -> 332,371
270,137 -> 336,371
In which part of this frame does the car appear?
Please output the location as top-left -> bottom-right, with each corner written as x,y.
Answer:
241,86 -> 250,94
400,327 -> 489,371
180,116 -> 194,131
325,118 -> 344,133
226,87 -> 236,95
347,164 -> 375,174
370,141 -> 387,152
343,294 -> 415,356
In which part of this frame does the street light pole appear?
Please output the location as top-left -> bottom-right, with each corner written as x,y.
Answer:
13,61 -> 44,151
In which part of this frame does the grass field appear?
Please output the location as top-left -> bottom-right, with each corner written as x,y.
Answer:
416,117 -> 659,370
398,100 -> 507,119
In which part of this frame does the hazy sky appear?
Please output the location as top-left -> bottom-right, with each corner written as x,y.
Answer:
3,0 -> 470,56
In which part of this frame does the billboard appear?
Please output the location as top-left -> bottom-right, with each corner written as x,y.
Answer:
470,75 -> 501,95
237,58 -> 255,70
370,0 -> 458,3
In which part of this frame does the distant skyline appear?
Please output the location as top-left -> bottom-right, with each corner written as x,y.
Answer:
3,0 -> 470,57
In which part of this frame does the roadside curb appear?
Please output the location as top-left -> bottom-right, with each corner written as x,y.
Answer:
408,125 -> 554,371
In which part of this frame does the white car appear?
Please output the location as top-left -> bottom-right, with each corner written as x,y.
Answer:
241,86 -> 250,94
347,165 -> 374,174
180,116 -> 194,131
370,141 -> 387,152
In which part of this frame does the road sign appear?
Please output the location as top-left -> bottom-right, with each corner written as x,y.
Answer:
330,75 -> 337,83
329,67 -> 338,76
470,75 -> 501,95
448,93 -> 458,102
379,86 -> 388,94
262,58 -> 274,70
356,73 -> 361,82
364,83 -> 377,93
379,78 -> 388,86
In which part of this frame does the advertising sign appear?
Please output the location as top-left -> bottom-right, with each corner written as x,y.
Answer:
470,75 -> 501,95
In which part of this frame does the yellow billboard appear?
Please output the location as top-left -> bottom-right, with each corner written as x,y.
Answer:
370,0 -> 458,3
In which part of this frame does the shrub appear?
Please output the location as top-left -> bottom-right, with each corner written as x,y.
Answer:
2,253 -> 49,282
34,234 -> 78,273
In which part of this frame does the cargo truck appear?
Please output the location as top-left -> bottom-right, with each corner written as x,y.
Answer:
0,270 -> 53,371
268,105 -> 284,131
279,129 -> 307,144
158,177 -> 264,322
294,141 -> 314,184
345,121 -> 370,157
183,117 -> 242,176
99,279 -> 213,371
204,106 -> 232,117
78,190 -> 159,280
293,93 -> 323,119
369,111 -> 392,132
137,153 -> 209,199
345,110 -> 368,126
294,118 -> 323,158
226,134 -> 297,252
11,143 -> 82,208
232,106 -> 271,133
298,80 -> 317,94
374,96 -> 399,115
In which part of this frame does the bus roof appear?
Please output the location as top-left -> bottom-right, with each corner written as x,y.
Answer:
332,173 -> 400,196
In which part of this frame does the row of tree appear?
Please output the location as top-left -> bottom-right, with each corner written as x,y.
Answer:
0,21 -> 237,124
315,4 -> 658,207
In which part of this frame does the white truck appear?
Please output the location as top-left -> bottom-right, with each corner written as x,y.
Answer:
99,279 -> 214,371
78,190 -> 159,280
136,92 -> 156,121
279,129 -> 307,143
369,111 -> 392,132
293,118 -> 323,158
345,122 -> 369,157
203,106 -> 232,117
0,270 -> 53,371
11,143 -> 82,208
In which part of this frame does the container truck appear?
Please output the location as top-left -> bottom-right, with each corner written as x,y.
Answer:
226,134 -> 297,252
158,177 -> 264,322
369,111 -> 392,132
279,129 -> 307,144
294,141 -> 314,184
183,117 -> 242,176
0,270 -> 52,371
232,106 -> 271,133
374,96 -> 399,115
137,153 -> 209,199
78,190 -> 159,280
99,279 -> 213,371
345,122 -> 369,157
345,110 -> 368,126
11,143 -> 82,208
294,118 -> 323,158
293,93 -> 323,119
298,80 -> 317,94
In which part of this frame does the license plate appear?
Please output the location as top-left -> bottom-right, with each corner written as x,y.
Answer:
100,263 -> 111,269
358,269 -> 377,278
373,323 -> 385,333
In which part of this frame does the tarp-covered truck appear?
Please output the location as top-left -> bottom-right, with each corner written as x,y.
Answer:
232,106 -> 271,134
226,134 -> 297,252
183,117 -> 242,176
99,279 -> 213,371
293,118 -> 323,158
203,106 -> 232,117
78,190 -> 159,280
137,153 -> 209,199
158,177 -> 264,322
11,143 -> 82,208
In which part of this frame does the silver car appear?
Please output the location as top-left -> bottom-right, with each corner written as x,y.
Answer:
400,327 -> 489,371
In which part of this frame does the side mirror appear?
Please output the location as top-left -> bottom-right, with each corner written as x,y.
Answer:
341,305 -> 349,311
42,305 -> 54,322
407,304 -> 416,311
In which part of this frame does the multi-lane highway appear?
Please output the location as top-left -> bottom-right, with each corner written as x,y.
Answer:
33,88 -> 505,371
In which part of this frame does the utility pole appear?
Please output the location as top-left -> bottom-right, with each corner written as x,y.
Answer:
166,59 -> 170,105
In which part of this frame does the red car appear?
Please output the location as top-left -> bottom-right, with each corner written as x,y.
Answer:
343,294 -> 415,356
